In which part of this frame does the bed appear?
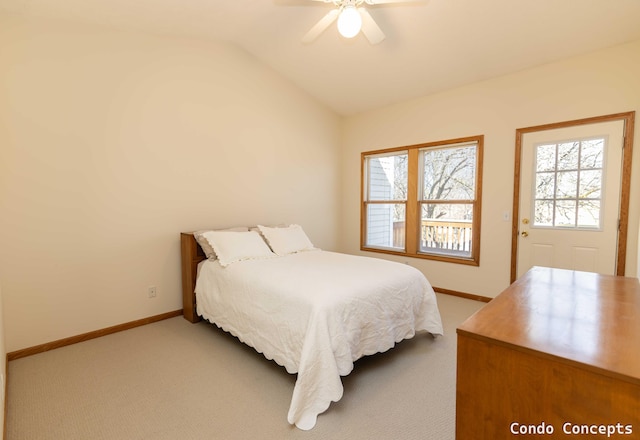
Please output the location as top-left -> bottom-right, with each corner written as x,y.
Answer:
180,226 -> 443,430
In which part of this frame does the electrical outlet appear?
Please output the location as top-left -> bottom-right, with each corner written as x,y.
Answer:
148,286 -> 157,298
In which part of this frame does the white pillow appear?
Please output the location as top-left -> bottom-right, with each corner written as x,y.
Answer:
202,230 -> 274,267
257,224 -> 315,256
193,227 -> 248,259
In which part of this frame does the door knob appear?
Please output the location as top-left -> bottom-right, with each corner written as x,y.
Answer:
521,231 -> 529,237
522,218 -> 530,225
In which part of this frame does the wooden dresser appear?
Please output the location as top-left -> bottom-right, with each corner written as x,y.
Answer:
456,267 -> 640,439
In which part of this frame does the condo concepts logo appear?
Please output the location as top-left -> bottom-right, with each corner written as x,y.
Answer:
509,422 -> 633,437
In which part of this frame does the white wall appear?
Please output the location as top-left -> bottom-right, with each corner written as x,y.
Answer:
341,40 -> 640,298
0,16 -> 342,352
2,15 -> 639,354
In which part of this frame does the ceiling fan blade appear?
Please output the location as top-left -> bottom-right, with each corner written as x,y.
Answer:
359,8 -> 386,44
302,9 -> 340,43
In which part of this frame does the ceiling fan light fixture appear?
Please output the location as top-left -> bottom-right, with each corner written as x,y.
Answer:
337,6 -> 362,38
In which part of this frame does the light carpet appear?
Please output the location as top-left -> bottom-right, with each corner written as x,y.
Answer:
7,293 -> 485,440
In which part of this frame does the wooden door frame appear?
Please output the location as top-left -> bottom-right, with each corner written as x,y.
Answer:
510,111 -> 635,283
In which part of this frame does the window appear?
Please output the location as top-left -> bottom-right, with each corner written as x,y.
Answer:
362,136 -> 483,265
362,151 -> 408,251
533,137 -> 604,229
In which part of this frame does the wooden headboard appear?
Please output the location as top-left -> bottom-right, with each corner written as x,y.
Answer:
180,232 -> 206,323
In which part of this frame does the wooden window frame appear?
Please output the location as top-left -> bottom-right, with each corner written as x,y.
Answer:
361,135 -> 484,266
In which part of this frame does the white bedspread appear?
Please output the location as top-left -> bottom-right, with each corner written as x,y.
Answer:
194,250 -> 443,430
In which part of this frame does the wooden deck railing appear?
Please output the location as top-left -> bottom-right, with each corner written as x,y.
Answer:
393,220 -> 472,251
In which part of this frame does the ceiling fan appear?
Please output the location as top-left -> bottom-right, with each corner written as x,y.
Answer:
301,0 -> 423,45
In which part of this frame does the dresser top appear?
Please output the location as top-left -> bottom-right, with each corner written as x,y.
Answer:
457,266 -> 640,383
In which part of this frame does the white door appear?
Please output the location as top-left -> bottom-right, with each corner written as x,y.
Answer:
516,120 -> 625,279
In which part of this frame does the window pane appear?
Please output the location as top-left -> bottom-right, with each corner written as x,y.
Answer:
366,204 -> 406,250
577,200 -> 601,228
536,144 -> 556,172
579,170 -> 602,198
556,171 -> 578,199
422,146 -> 476,201
535,172 -> 555,199
555,200 -> 577,227
580,139 -> 604,169
367,153 -> 408,201
419,203 -> 472,257
534,200 -> 554,226
557,142 -> 579,170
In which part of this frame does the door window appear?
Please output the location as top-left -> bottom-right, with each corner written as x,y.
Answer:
533,137 -> 605,229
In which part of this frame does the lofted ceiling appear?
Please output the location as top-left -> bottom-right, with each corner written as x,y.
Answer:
2,0 -> 640,115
